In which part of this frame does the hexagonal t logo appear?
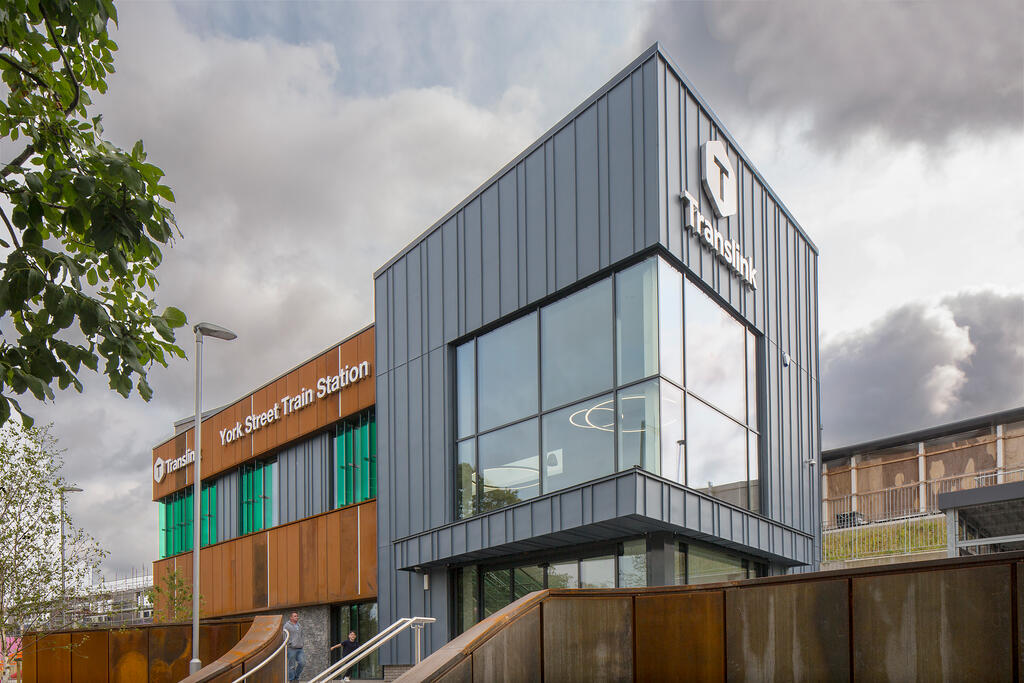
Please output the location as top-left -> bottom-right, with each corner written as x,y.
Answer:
153,457 -> 166,483
701,140 -> 737,218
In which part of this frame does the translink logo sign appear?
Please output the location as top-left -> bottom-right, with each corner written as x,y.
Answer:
153,449 -> 195,483
680,140 -> 758,290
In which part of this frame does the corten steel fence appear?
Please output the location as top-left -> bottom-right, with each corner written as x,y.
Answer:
397,551 -> 1024,682
822,467 -> 1024,562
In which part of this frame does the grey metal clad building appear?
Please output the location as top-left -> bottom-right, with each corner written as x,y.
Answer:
373,43 -> 820,665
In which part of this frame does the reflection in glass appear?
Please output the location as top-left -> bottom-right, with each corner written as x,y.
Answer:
478,419 -> 539,511
618,539 -> 647,588
749,431 -> 761,513
685,281 -> 745,421
673,543 -> 687,585
542,394 -> 614,492
616,259 -> 659,385
482,568 -> 511,618
659,382 -> 683,483
513,566 -> 545,600
456,342 -> 475,439
542,279 -> 613,410
477,313 -> 538,431
687,397 -> 749,508
580,555 -> 615,588
547,560 -> 578,589
618,379 -> 660,471
688,545 -> 747,584
455,566 -> 479,634
746,331 -> 758,427
658,258 -> 683,385
456,440 -> 477,519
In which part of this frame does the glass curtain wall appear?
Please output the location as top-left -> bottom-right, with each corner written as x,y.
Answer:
454,539 -> 648,634
158,483 -> 216,558
329,602 -> 381,679
336,408 -> 377,507
454,254 -> 762,518
240,459 -> 277,534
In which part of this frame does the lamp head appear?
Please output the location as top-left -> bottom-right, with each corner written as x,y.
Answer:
194,322 -> 237,341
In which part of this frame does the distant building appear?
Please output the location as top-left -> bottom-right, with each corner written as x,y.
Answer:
821,407 -> 1024,570
78,570 -> 154,627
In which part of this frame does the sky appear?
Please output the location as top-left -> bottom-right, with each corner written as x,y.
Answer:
8,1 -> 1021,576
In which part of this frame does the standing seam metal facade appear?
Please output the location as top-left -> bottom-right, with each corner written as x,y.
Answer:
374,44 -> 820,663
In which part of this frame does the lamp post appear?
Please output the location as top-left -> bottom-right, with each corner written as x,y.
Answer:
190,322 -> 237,675
59,485 -> 83,627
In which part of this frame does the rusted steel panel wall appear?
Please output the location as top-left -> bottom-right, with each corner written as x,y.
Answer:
153,326 -> 375,500
542,596 -> 633,682
470,606 -> 542,682
109,629 -> 148,683
725,579 -> 849,681
148,625 -> 191,683
635,591 -> 724,682
852,564 -> 1013,680
37,632 -> 72,682
71,630 -> 109,683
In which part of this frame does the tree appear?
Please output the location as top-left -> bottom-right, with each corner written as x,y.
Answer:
0,0 -> 186,427
147,568 -> 200,623
0,422 -> 105,663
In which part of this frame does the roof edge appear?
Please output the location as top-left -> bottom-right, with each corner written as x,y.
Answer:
373,43 -> 662,278
823,405 -> 1024,462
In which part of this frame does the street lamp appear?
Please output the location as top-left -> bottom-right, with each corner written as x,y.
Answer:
190,322 -> 237,675
59,485 -> 83,627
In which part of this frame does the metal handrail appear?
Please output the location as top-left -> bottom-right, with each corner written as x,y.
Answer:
309,616 -> 436,683
231,628 -> 289,683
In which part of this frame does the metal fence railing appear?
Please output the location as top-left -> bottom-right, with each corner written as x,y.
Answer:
822,468 -> 1024,562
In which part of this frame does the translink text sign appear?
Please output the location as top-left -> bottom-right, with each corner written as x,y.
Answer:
680,141 -> 757,290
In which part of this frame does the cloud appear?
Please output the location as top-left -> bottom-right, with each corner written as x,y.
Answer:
821,290 -> 1024,449
642,1 -> 1024,148
30,2 -> 548,575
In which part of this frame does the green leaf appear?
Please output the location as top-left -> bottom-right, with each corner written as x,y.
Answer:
162,306 -> 187,328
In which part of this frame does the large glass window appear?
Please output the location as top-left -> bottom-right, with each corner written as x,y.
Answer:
618,379 -> 660,472
542,279 -> 612,410
616,259 -> 659,385
336,409 -> 377,507
686,545 -> 750,585
477,312 -> 538,431
158,483 -> 216,558
330,602 -> 380,679
543,394 -> 614,492
455,255 -> 762,518
240,458 -> 277,534
478,419 -> 539,511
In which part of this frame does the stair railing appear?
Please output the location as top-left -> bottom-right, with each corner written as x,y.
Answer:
231,627 -> 289,682
308,616 -> 436,683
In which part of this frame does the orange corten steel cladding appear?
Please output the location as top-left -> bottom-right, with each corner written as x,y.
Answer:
151,326 -> 374,501
152,501 -> 377,619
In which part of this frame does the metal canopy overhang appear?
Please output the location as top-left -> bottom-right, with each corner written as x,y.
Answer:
940,481 -> 1024,551
391,469 -> 813,572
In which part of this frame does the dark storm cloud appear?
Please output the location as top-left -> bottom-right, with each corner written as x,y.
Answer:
644,1 -> 1024,148
821,290 -> 1024,449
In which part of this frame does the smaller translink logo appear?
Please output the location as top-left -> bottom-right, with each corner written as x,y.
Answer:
700,140 -> 737,218
153,457 -> 166,483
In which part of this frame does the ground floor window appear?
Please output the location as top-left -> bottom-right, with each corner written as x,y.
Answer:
330,601 -> 381,679
453,537 -> 764,634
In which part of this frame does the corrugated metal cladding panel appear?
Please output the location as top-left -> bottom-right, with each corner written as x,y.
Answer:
278,430 -> 333,524
216,469 -> 239,542
375,45 -> 820,663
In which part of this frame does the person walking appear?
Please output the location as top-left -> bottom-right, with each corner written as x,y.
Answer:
283,612 -> 305,681
340,631 -> 359,681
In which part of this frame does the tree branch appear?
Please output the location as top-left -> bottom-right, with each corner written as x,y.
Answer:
41,11 -> 80,115
0,54 -> 50,90
1,144 -> 35,180
0,205 -> 22,248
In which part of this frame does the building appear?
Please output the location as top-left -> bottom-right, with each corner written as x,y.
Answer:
373,42 -> 820,667
151,326 -> 379,678
822,406 -> 1024,570
151,43 -> 821,677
